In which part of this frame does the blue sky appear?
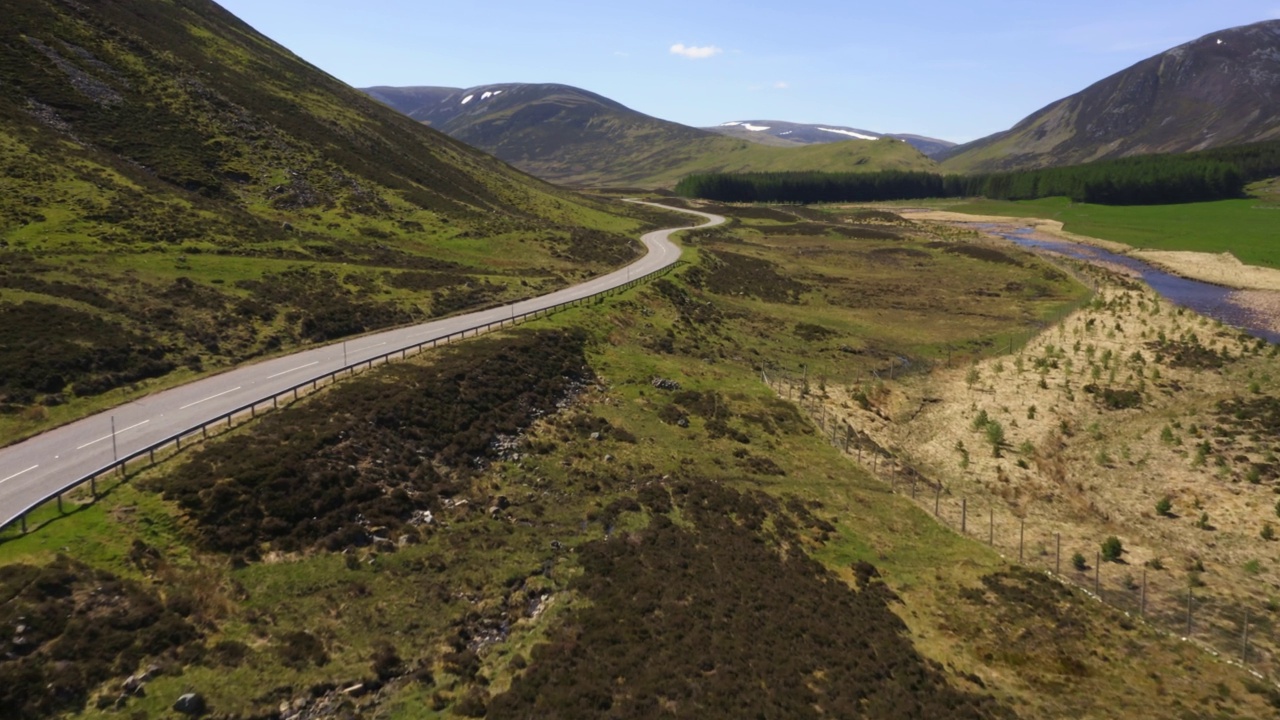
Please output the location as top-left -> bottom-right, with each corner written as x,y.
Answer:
216,0 -> 1280,143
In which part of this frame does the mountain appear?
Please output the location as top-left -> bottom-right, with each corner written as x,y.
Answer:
0,0 -> 664,432
362,83 -> 936,186
941,19 -> 1280,173
707,120 -> 956,157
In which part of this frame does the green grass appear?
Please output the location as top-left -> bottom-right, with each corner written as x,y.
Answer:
3,204 -> 1274,718
944,193 -> 1280,269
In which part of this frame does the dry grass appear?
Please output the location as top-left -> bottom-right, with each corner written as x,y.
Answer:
809,273 -> 1280,674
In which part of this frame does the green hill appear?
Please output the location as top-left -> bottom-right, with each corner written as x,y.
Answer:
941,20 -> 1280,174
0,0 -> 671,439
363,83 -> 936,187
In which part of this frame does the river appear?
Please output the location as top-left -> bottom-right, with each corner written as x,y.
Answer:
977,224 -> 1280,344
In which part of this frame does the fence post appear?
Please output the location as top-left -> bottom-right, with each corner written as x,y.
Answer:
91,475 -> 97,498
961,498 -> 967,534
934,486 -> 940,516
19,514 -> 25,534
1019,519 -> 1024,562
988,507 -> 993,546
1055,533 -> 1061,574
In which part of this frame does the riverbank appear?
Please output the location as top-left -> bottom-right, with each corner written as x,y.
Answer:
904,209 -> 1280,338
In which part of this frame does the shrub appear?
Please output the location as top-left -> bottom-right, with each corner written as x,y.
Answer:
1262,523 -> 1276,542
1155,496 -> 1173,517
985,421 -> 1005,457
1101,536 -> 1123,562
1072,552 -> 1087,571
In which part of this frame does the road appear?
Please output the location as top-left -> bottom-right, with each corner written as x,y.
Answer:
0,201 -> 724,531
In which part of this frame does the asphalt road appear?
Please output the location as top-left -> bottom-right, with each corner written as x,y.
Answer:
0,200 -> 725,531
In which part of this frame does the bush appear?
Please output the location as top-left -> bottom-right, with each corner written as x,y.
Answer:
1101,536 -> 1123,562
1262,523 -> 1276,542
1072,552 -> 1088,571
1155,496 -> 1173,517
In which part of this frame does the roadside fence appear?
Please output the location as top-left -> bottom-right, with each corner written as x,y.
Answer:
763,368 -> 1280,687
0,261 -> 685,539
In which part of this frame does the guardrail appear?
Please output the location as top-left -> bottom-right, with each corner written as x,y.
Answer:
1,260 -> 685,538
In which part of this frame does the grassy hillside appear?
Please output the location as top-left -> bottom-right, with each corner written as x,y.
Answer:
943,181 -> 1280,269
629,136 -> 936,188
940,20 -> 1280,174
363,83 -> 935,188
0,0 -> 681,442
2,204 -> 1274,718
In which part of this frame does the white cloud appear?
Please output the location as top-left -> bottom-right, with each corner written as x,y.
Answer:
670,43 -> 722,60
773,81 -> 790,90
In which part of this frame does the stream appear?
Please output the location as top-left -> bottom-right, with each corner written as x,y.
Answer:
977,224 -> 1280,344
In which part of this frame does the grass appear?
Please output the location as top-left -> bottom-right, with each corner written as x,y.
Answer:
943,190 -> 1280,269
376,81 -> 936,189
0,0 -> 689,445
2,203 -> 1276,718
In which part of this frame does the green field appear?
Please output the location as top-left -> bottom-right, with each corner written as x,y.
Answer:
945,190 -> 1280,269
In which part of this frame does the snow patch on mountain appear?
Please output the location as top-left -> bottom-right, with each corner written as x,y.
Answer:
818,127 -> 878,140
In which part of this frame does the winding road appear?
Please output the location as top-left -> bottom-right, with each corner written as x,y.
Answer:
0,201 -> 725,532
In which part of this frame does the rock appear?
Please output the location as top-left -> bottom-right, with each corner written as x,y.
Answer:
604,454 -> 614,463
676,417 -> 689,428
122,675 -> 143,694
589,432 -> 601,441
488,506 -> 502,518
650,377 -> 681,391
173,692 -> 206,715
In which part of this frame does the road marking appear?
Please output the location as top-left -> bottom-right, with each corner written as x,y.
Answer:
179,387 -> 242,410
75,420 -> 152,450
356,341 -> 387,352
267,361 -> 319,379
0,465 -> 39,485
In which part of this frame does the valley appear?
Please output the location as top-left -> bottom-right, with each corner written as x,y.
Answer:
5,1 -> 1280,718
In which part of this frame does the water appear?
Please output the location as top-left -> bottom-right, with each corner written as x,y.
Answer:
976,224 -> 1280,344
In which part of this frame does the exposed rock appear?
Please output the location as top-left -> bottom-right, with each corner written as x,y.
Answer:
173,692 -> 206,715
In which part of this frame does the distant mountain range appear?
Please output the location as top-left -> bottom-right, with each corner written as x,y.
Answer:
362,83 -> 936,186
941,19 -> 1280,173
706,121 -> 955,157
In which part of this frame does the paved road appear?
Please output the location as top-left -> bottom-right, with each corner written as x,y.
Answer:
0,201 -> 724,531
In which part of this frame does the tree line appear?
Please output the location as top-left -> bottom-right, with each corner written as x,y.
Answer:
674,139 -> 1280,206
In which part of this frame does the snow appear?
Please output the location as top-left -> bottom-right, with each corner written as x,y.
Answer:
461,94 -> 474,105
779,131 -> 793,135
742,123 -> 771,131
481,91 -> 493,100
720,121 -> 744,127
817,127 -> 878,140
493,90 -> 503,96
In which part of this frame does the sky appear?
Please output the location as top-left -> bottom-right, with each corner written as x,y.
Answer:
215,0 -> 1280,143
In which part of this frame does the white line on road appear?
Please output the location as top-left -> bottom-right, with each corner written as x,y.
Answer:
179,386 -> 242,410
356,341 -> 387,352
266,361 -> 320,379
0,465 -> 38,485
75,420 -> 152,450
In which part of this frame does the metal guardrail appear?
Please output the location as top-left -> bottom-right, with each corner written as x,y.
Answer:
1,261 -> 685,537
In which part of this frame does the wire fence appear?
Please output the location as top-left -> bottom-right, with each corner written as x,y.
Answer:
0,261 -> 685,540
763,368 -> 1280,686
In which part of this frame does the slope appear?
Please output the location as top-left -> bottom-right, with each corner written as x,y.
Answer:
941,19 -> 1280,173
362,82 -> 936,187
708,119 -> 956,157
0,0 -> 674,441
